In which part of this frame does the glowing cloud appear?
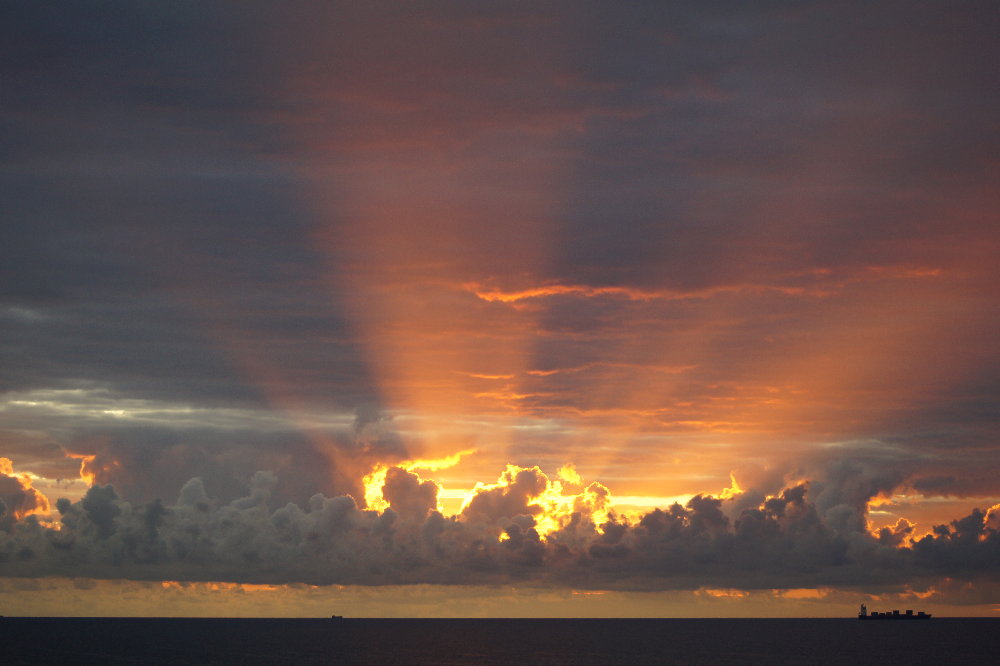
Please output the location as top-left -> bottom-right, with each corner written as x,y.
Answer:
459,463 -> 611,536
66,453 -> 98,487
0,458 -> 51,522
363,449 -> 476,513
465,283 -> 666,303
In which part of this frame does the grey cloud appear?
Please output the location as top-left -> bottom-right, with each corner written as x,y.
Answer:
382,467 -> 438,522
80,484 -> 121,539
2,0 -> 379,418
64,425 -> 358,509
875,519 -> 914,548
1,0 -> 998,596
0,470 -> 50,529
460,467 -> 548,526
912,508 -> 1000,574
807,459 -> 904,531
1,465 -> 998,591
177,477 -> 209,508
352,407 -> 407,461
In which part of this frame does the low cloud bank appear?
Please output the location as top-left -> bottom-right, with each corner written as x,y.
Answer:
1,461 -> 998,592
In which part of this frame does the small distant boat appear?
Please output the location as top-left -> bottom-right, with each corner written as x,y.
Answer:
331,615 -> 344,620
858,603 -> 931,620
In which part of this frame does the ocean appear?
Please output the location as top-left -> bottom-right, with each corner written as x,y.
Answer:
1,617 -> 995,664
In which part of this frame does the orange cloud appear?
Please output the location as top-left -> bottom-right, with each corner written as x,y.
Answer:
65,453 -> 98,486
363,449 -> 476,513
466,282 -> 666,303
458,463 -> 611,536
0,457 -> 51,521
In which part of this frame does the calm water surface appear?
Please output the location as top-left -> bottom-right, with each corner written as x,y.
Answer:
1,617 -> 995,665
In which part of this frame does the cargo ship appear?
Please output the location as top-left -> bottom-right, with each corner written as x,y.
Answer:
858,604 -> 931,619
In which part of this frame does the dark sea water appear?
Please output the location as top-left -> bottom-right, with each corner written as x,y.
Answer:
1,617 -> 995,665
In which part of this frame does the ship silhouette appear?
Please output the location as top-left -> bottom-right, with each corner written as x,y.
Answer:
858,603 -> 931,619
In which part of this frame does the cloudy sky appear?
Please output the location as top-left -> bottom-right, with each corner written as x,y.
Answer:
2,1 -> 999,617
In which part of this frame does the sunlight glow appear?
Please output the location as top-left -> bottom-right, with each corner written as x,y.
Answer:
362,449 -> 476,512
459,463 -> 611,536
0,457 -> 51,519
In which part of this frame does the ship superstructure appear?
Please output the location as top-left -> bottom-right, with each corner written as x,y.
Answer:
858,603 -> 931,619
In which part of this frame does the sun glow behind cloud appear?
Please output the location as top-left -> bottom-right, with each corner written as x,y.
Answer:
174,4 -> 1000,542
362,449 -> 476,513
0,457 -> 50,520
2,1 -> 999,617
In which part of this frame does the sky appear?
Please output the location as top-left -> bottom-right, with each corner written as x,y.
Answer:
1,1 -> 999,617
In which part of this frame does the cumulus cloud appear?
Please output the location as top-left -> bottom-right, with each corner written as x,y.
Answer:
461,466 -> 549,526
0,458 -> 50,528
1,463 -> 998,593
49,404 -> 412,512
382,467 -> 438,522
875,518 -> 915,548
911,506 -> 1000,573
2,0 -> 999,606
